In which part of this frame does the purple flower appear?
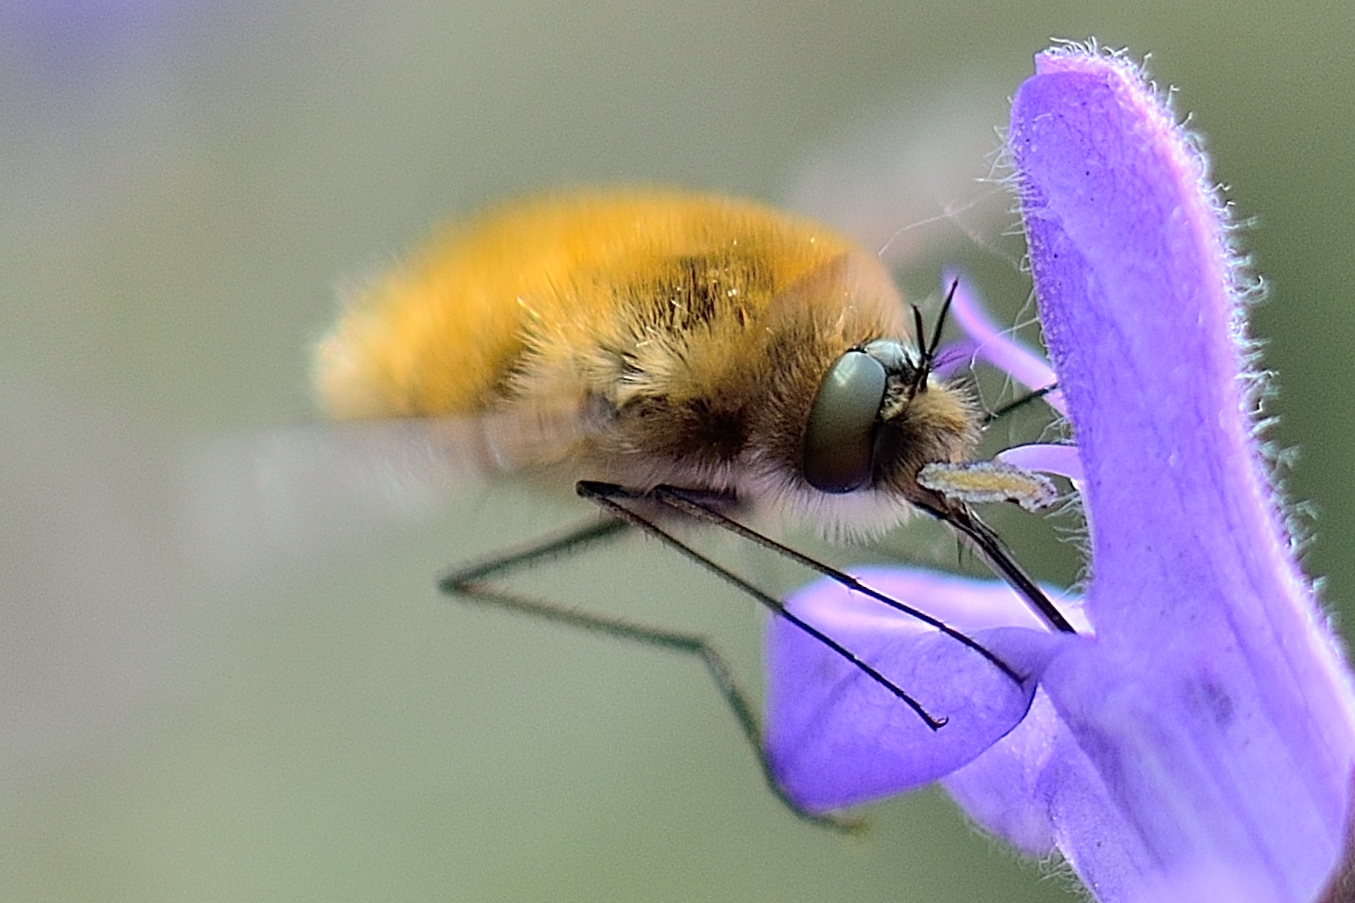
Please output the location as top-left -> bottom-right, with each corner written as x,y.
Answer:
765,46 -> 1355,902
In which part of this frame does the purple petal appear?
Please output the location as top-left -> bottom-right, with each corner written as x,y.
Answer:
996,443 -> 1084,484
967,45 -> 1355,901
763,45 -> 1355,902
941,690 -> 1066,855
765,568 -> 1074,812
945,274 -> 1067,415
930,337 -> 981,380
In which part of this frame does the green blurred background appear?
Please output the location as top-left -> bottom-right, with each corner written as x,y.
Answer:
4,1 -> 1353,900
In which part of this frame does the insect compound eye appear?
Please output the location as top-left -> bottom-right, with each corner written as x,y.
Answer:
802,350 -> 887,494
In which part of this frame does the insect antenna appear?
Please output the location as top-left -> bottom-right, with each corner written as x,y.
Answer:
926,279 -> 959,371
911,278 -> 961,393
910,303 -> 929,392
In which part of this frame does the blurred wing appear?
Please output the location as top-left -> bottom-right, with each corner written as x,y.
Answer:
181,413 -> 561,576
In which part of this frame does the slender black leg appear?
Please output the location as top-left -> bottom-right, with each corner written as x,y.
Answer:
647,486 -> 1026,679
926,503 -> 1077,634
982,382 -> 1059,426
438,515 -> 862,832
439,516 -> 630,590
576,480 -> 956,728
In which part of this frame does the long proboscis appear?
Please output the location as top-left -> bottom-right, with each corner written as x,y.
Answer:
929,503 -> 1077,634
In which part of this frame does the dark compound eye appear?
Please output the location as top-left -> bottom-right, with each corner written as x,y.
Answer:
802,350 -> 887,493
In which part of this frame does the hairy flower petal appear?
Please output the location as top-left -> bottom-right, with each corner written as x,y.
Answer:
971,45 -> 1355,902
766,569 -> 1075,811
765,44 -> 1355,903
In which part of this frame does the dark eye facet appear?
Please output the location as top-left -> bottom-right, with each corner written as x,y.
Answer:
802,351 -> 887,493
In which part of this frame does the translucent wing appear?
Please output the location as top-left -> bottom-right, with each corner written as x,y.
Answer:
181,411 -> 575,575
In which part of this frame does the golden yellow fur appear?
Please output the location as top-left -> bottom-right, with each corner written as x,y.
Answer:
314,189 -> 981,535
316,190 -> 889,417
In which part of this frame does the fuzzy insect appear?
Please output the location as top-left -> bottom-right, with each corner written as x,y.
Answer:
313,188 -> 1072,827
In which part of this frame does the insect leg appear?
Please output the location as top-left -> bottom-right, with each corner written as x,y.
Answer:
576,481 -> 953,729
919,502 -> 1077,635
439,516 -> 629,588
439,516 -> 861,832
650,486 -> 1026,682
982,382 -> 1059,425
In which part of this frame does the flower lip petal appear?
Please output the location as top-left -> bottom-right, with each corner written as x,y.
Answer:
945,273 -> 1066,415
765,568 -> 1078,812
996,442 -> 1084,484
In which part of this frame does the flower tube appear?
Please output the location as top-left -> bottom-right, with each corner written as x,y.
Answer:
767,46 -> 1355,903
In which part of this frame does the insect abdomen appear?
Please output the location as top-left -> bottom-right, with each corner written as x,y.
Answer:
315,191 -> 883,417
